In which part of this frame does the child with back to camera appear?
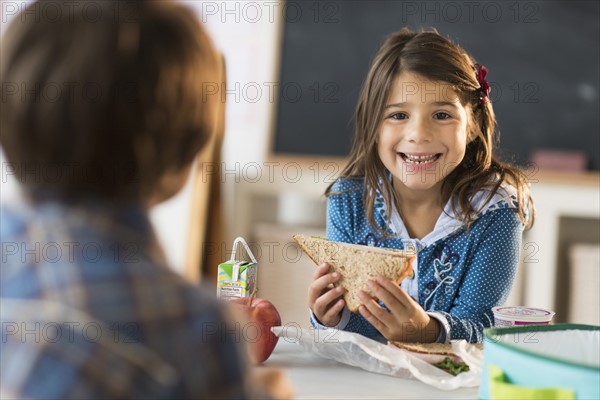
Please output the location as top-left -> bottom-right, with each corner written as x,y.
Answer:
0,1 -> 292,398
307,28 -> 534,344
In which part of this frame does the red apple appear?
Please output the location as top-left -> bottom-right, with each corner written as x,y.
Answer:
231,295 -> 281,365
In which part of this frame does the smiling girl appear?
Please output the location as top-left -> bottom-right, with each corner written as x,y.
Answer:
307,28 -> 534,343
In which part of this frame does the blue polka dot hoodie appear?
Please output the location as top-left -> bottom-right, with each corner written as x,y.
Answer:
310,177 -> 525,343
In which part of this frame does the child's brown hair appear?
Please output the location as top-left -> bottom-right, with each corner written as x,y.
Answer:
327,28 -> 534,232
1,0 -> 220,203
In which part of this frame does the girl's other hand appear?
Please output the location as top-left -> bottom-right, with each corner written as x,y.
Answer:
357,277 -> 440,342
307,263 -> 346,326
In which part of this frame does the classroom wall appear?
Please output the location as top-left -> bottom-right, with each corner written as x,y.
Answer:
151,1 -> 281,272
190,1 -> 281,241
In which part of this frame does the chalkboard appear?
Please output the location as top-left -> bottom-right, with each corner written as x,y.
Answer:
273,1 -> 600,170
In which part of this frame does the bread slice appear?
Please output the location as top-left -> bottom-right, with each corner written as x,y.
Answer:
389,342 -> 456,360
388,341 -> 483,364
292,234 -> 415,312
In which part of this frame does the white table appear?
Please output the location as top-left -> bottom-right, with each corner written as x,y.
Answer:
263,340 -> 478,399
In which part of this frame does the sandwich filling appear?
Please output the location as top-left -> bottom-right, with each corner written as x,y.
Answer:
389,341 -> 480,376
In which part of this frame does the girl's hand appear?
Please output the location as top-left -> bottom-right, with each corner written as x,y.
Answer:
307,263 -> 346,326
357,276 -> 440,342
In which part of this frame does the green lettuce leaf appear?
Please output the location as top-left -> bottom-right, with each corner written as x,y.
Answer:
433,357 -> 470,376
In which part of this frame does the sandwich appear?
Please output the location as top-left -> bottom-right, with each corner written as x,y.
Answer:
389,342 -> 482,376
292,234 -> 415,312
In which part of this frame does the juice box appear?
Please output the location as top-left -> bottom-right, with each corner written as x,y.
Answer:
217,260 -> 257,299
216,237 -> 258,300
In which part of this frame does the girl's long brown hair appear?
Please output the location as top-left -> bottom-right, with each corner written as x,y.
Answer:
326,28 -> 534,234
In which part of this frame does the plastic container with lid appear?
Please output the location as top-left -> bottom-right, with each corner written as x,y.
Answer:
492,306 -> 555,326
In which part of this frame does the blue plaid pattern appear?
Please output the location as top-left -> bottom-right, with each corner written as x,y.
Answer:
1,198 -> 251,399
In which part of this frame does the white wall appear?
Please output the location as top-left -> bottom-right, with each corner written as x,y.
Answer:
155,1 -> 282,271
184,0 -> 283,248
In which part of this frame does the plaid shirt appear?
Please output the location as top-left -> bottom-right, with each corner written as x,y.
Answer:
1,197 -> 252,399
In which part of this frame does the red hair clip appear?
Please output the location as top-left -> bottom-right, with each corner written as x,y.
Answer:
475,63 -> 491,104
